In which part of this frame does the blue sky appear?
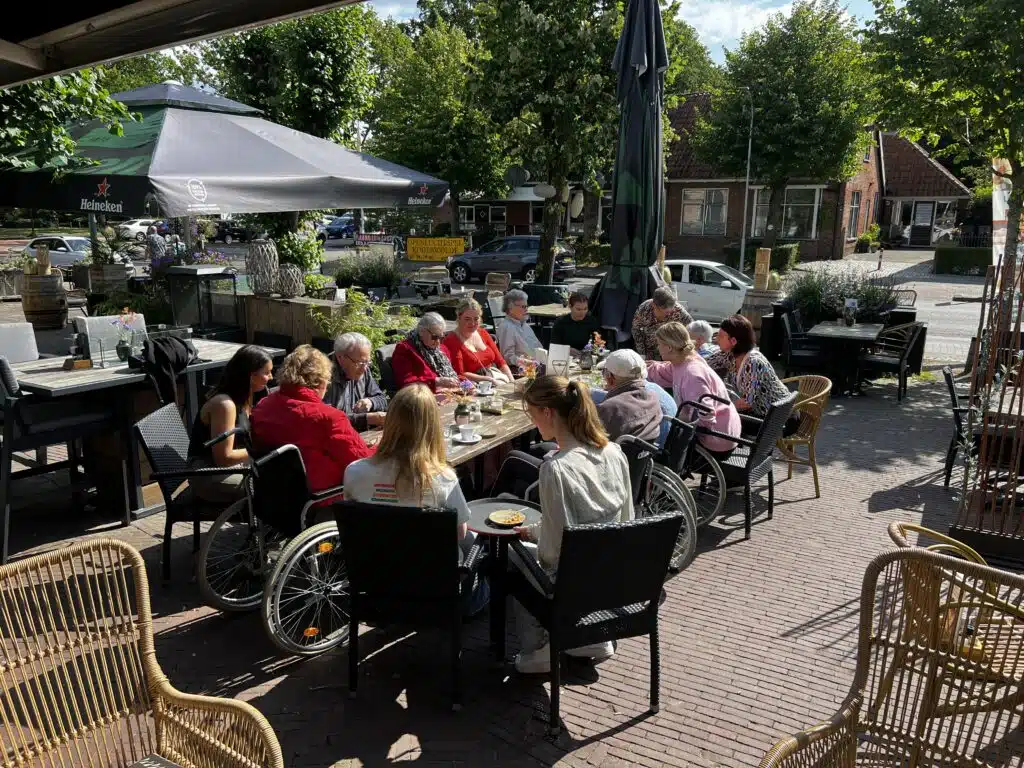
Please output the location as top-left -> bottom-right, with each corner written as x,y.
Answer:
366,0 -> 880,63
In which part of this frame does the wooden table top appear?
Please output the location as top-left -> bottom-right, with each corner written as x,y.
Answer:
527,303 -> 570,319
362,382 -> 535,466
807,321 -> 884,342
12,339 -> 285,397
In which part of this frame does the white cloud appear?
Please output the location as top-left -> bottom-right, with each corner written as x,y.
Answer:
676,0 -> 793,50
367,0 -> 420,20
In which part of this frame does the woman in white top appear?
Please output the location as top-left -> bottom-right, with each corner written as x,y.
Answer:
343,384 -> 488,613
512,375 -> 634,674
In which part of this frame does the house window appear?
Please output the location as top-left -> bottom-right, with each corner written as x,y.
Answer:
489,206 -> 506,224
459,206 -> 475,229
872,192 -> 879,224
531,203 -> 544,225
751,187 -> 821,240
847,191 -> 862,239
680,188 -> 727,236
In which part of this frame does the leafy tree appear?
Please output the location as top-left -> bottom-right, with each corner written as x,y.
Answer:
691,0 -> 874,247
97,47 -> 209,94
0,70 -> 134,170
662,3 -> 724,106
865,0 -> 1024,274
475,0 -> 620,282
369,20 -> 506,233
207,6 -> 376,144
414,0 -> 480,38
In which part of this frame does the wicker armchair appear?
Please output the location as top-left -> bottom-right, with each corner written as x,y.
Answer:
777,376 -> 832,498
759,547 -> 1024,768
0,538 -> 283,768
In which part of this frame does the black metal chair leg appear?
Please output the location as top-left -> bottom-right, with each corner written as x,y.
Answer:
767,469 -> 775,520
348,605 -> 359,697
452,604 -> 463,712
548,640 -> 561,736
649,622 -> 661,713
944,436 -> 959,488
743,484 -> 752,540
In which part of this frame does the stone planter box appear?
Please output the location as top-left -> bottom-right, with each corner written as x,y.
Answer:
241,294 -> 345,347
89,263 -> 128,295
0,270 -> 24,298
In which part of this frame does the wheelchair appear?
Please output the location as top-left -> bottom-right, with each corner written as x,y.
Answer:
665,393 -> 737,527
195,428 -> 350,656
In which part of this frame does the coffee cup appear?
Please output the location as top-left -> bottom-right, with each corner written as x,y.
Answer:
459,425 -> 477,441
477,380 -> 493,395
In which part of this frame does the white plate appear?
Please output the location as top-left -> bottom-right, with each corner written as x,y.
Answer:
452,434 -> 483,445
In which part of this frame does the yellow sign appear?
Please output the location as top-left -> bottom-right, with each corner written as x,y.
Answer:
754,247 -> 771,290
407,237 -> 466,262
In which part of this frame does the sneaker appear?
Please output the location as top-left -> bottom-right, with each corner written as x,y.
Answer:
566,641 -> 615,662
515,645 -> 551,674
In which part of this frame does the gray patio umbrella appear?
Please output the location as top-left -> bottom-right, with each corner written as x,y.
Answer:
0,82 -> 448,217
590,0 -> 669,339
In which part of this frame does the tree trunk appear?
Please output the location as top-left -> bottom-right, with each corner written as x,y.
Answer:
582,186 -> 601,243
761,184 -> 787,249
538,176 -> 567,285
994,162 -> 1022,341
450,188 -> 460,235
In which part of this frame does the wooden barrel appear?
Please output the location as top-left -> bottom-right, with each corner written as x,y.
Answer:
739,288 -> 783,335
22,273 -> 68,330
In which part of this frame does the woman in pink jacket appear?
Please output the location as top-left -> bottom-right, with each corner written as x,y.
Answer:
646,322 -> 741,457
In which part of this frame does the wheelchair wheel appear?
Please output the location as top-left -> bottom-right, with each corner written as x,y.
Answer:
198,498 -> 284,613
647,465 -> 699,572
680,443 -> 727,527
262,521 -> 350,656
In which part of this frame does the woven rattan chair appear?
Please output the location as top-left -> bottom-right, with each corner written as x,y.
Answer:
759,548 -> 1024,768
777,376 -> 832,498
0,538 -> 283,768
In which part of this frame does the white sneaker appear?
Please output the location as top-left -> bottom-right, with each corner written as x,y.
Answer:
515,644 -> 551,674
566,641 -> 615,661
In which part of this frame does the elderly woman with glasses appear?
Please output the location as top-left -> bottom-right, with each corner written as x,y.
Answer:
323,331 -> 388,431
392,312 -> 464,392
497,288 -> 543,368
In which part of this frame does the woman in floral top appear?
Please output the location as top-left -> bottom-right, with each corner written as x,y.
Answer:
631,285 -> 693,360
706,315 -> 797,435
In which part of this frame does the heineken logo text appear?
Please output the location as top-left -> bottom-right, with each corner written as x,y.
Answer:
80,198 -> 124,212
406,196 -> 432,205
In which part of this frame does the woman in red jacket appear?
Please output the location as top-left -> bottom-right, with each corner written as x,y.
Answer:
442,297 -> 514,385
392,312 -> 463,392
251,344 -> 374,493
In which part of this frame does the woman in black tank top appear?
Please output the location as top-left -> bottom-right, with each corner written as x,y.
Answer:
187,345 -> 273,503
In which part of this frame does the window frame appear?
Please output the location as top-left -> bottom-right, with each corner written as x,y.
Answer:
679,187 -> 728,237
847,190 -> 862,239
750,186 -> 823,241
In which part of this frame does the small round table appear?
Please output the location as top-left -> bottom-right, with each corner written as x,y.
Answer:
467,498 -> 542,660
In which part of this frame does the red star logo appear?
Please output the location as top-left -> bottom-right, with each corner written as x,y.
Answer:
419,184 -> 429,195
95,177 -> 111,198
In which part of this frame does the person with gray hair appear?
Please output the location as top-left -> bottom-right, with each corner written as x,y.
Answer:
323,331 -> 389,431
687,319 -> 718,358
392,312 -> 463,392
630,284 -> 693,360
497,289 -> 543,368
146,224 -> 166,263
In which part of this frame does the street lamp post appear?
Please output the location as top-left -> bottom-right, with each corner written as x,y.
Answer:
738,87 -> 754,275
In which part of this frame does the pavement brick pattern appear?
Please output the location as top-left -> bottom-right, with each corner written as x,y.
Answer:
7,370 -> 964,768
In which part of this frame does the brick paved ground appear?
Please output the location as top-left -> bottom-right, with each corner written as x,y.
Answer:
7,368 -> 966,768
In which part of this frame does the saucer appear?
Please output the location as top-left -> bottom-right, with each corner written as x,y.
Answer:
453,434 -> 483,445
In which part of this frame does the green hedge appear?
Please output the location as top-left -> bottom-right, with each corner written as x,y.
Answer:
934,247 -> 991,276
722,241 -> 800,274
576,242 -> 611,266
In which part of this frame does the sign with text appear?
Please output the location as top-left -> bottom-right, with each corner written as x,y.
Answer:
754,247 -> 772,290
407,237 -> 467,262
356,233 -> 395,245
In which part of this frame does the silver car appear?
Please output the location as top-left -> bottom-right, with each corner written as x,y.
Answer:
22,235 -> 136,278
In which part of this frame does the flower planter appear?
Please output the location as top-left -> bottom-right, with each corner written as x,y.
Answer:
277,264 -> 304,298
0,270 -> 23,298
89,263 -> 127,295
246,239 -> 279,295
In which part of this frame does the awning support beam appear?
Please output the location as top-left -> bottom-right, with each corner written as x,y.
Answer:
0,39 -> 45,70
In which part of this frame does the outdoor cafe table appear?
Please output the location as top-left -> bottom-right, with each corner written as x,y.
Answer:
527,303 -> 571,320
806,321 -> 885,395
466,497 -> 542,660
11,338 -> 285,519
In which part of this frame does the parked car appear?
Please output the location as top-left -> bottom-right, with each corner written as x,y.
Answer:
664,259 -> 752,322
447,236 -> 576,284
22,235 -> 137,278
212,220 -> 249,244
316,216 -> 356,243
117,219 -> 165,242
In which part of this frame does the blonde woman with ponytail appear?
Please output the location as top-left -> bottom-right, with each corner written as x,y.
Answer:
512,375 -> 634,674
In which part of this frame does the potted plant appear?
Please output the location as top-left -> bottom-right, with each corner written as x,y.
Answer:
0,254 -> 31,297
275,230 -> 324,298
353,248 -> 399,296
580,331 -> 606,371
89,227 -> 132,295
854,224 -> 881,254
304,273 -> 336,300
453,381 -> 476,425
110,308 -> 139,361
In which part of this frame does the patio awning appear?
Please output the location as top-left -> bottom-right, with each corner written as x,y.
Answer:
0,0 -> 364,89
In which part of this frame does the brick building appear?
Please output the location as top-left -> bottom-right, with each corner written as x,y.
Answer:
664,93 -> 883,263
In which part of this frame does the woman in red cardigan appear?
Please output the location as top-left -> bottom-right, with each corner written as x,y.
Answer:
442,297 -> 515,385
392,312 -> 463,392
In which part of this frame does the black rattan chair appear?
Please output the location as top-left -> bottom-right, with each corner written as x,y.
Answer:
615,435 -> 657,508
942,366 -> 980,488
700,392 -> 797,539
311,336 -> 335,355
893,288 -> 917,307
780,313 -> 825,377
333,500 -> 488,711
135,403 -> 249,580
375,343 -> 398,394
859,322 -> 923,402
507,513 -> 683,735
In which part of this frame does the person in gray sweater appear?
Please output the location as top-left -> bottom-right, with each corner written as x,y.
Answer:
595,349 -> 663,444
